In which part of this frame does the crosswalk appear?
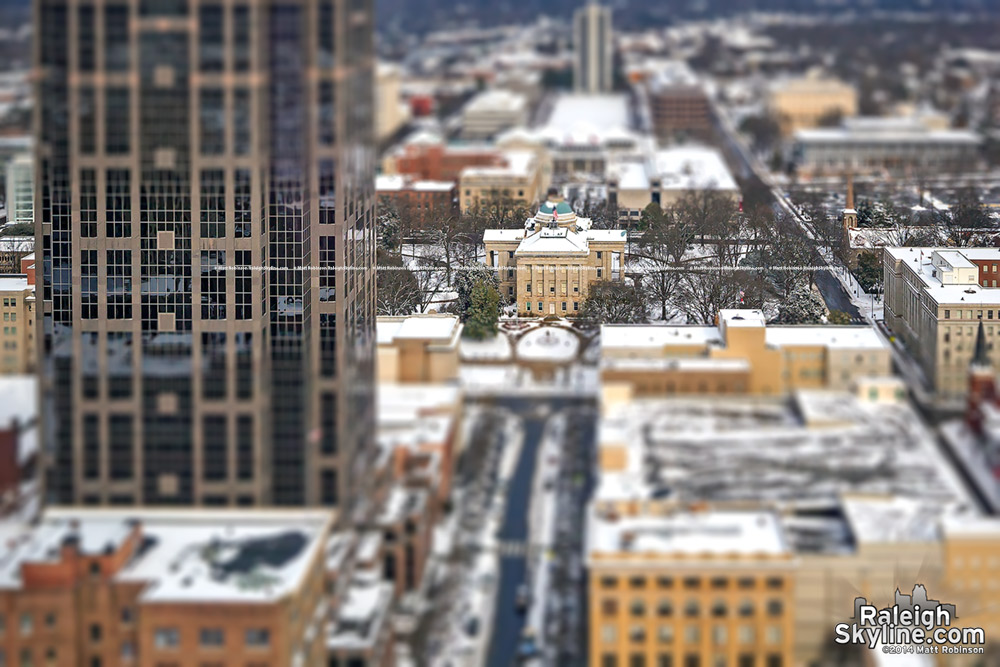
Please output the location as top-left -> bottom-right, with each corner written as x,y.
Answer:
496,540 -> 545,559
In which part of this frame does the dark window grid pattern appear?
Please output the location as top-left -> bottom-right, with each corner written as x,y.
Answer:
139,173 -> 193,332
104,4 -> 130,72
200,87 -> 225,156
81,249 -> 98,319
77,4 -> 95,71
107,331 -> 133,398
200,250 -> 226,320
233,5 -> 251,72
234,331 -> 253,399
234,249 -> 252,320
199,170 -> 226,238
78,86 -> 96,155
109,414 -> 134,480
319,236 -> 335,303
234,169 -> 252,238
105,169 -> 132,238
202,414 -> 228,481
81,332 -> 99,398
105,87 -> 130,154
201,332 -> 227,400
106,250 -> 133,319
79,168 -> 98,237
236,414 -> 253,480
198,5 -> 224,73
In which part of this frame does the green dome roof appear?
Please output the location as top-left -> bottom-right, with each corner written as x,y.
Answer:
538,199 -> 576,217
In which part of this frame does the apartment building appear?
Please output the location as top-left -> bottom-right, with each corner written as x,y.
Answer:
601,309 -> 892,400
883,247 -> 1000,399
483,191 -> 627,316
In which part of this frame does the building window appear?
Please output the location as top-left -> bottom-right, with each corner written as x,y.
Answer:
944,310 -> 950,319
245,629 -> 270,648
597,251 -> 603,259
20,613 -> 32,636
766,600 -> 783,617
597,268 -> 603,278
154,628 -> 179,649
90,624 -> 102,642
200,628 -> 224,648
562,302 -> 567,311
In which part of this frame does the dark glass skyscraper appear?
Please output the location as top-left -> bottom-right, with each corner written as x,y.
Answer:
35,0 -> 376,509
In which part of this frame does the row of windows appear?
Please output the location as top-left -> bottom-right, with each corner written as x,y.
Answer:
600,576 -> 785,591
154,627 -> 270,650
943,309 -> 1000,320
601,598 -> 785,618
602,623 -> 784,646
525,301 -> 579,312
1,298 -> 18,307
599,653 -> 783,667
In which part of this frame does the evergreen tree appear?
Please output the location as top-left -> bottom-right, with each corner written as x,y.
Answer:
464,278 -> 500,340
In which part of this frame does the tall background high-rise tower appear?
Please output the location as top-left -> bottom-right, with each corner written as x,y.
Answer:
35,0 -> 376,511
573,1 -> 612,94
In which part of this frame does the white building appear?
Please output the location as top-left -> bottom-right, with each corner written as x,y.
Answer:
4,152 -> 32,227
460,89 -> 529,141
573,1 -> 612,94
608,145 -> 741,220
793,117 -> 982,176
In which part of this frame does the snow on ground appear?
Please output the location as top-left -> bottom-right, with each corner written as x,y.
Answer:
460,333 -> 513,361
516,327 -> 579,362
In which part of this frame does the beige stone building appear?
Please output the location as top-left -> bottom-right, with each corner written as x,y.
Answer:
459,150 -> 542,212
768,72 -> 858,135
0,273 -> 34,375
591,392 -> 1000,666
883,246 -> 1000,400
483,192 -> 627,316
600,309 -> 892,401
376,314 -> 462,384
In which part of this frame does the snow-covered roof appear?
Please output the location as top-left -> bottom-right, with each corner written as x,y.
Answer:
588,508 -> 789,558
0,509 -> 333,603
653,146 -> 740,192
463,88 -> 527,114
483,229 -> 525,243
594,396 -> 979,554
602,325 -> 722,351
886,246 -> 1000,306
515,226 -> 590,256
376,314 -> 461,345
765,326 -> 888,350
0,275 -> 31,292
376,175 -> 454,193
545,94 -> 630,133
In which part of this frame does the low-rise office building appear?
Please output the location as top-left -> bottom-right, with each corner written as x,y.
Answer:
461,89 -> 529,141
484,191 -> 627,315
793,117 -> 982,177
459,150 -> 542,211
883,246 -> 1000,399
375,174 -> 456,224
608,145 -> 740,222
768,73 -> 858,136
590,391 -> 1000,666
601,309 -> 892,400
0,271 -> 34,375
